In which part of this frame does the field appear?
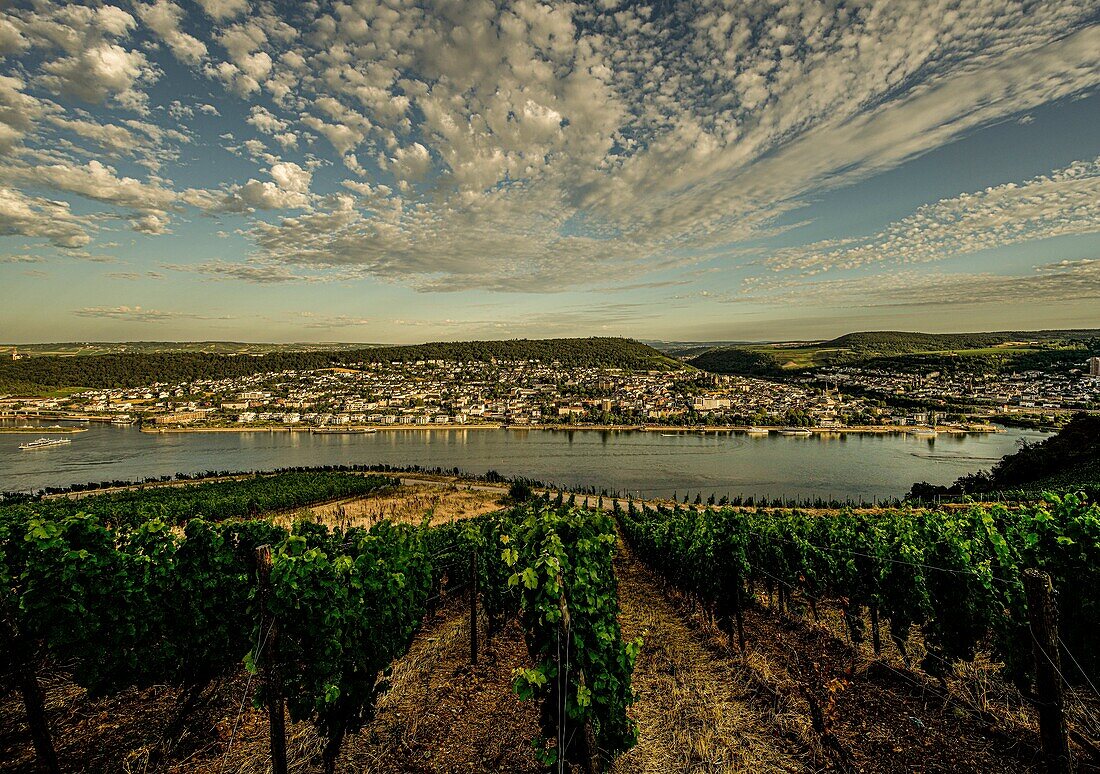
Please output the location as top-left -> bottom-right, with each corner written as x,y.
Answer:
2,475 -> 1099,773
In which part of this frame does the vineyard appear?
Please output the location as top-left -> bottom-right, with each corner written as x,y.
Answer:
2,474 -> 1100,772
0,478 -> 637,773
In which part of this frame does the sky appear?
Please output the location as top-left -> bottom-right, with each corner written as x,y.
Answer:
0,0 -> 1097,345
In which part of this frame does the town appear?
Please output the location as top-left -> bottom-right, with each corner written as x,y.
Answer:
4,354 -> 1097,432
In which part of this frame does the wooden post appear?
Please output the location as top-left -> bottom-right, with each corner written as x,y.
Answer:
870,604 -> 882,656
469,546 -> 478,665
255,545 -> 288,774
1,622 -> 59,774
734,583 -> 747,654
1023,569 -> 1073,774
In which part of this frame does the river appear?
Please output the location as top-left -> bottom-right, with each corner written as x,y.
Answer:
0,420 -> 1049,500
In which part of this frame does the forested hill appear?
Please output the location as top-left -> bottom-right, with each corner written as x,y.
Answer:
689,329 -> 1100,376
0,337 -> 680,392
820,329 -> 1100,354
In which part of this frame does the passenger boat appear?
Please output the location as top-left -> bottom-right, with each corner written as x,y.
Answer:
745,426 -> 770,435
778,427 -> 812,436
909,427 -> 937,437
18,437 -> 72,450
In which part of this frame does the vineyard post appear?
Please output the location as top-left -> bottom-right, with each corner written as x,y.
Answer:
556,582 -> 597,774
2,624 -> 60,774
255,545 -> 288,774
1023,569 -> 1073,774
469,546 -> 478,665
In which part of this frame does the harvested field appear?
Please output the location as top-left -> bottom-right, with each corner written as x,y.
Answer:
285,483 -> 505,529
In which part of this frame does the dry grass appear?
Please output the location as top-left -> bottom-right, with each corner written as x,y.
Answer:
272,484 -> 505,531
612,544 -> 807,773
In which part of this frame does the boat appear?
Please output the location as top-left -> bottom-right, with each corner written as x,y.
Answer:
19,437 -> 72,450
745,426 -> 770,435
909,427 -> 937,437
778,427 -> 813,436
111,416 -> 137,425
660,433 -> 681,437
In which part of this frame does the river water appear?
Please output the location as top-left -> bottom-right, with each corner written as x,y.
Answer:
0,420 -> 1048,500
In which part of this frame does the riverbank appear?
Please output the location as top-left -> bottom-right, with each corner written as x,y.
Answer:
140,423 -> 504,434
0,426 -> 88,434
139,422 -> 1002,435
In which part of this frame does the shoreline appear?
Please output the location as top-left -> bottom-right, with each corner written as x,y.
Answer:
0,426 -> 88,434
139,422 -> 1002,435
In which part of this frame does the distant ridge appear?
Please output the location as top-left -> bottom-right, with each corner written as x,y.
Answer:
688,328 -> 1100,375
0,337 -> 679,393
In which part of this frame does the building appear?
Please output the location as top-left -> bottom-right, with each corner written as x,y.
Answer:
1090,356 -> 1100,377
154,410 -> 206,425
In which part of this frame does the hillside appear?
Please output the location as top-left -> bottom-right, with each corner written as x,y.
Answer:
911,413 -> 1100,498
3,474 -> 1097,773
0,337 -> 679,393
689,329 -> 1100,376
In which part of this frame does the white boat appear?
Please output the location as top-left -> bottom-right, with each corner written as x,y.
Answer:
909,427 -> 937,437
778,427 -> 812,436
19,437 -> 72,450
745,426 -> 770,435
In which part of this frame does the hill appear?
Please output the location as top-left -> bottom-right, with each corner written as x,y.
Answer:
0,337 -> 680,393
689,328 -> 1100,376
0,341 -> 380,359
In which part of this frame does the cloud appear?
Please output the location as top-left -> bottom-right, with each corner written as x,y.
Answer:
0,0 -> 1096,292
195,0 -> 248,22
4,158 -> 175,213
766,157 -> 1100,273
72,305 -> 230,321
168,260 -> 310,283
133,0 -> 206,66
731,258 -> 1100,309
39,43 -> 151,107
0,186 -> 90,247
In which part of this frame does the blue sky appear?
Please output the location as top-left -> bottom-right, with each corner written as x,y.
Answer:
0,1 -> 1097,344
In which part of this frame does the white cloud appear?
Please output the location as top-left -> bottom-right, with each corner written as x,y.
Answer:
39,43 -> 151,107
0,186 -> 90,248
133,0 -> 206,66
766,158 -> 1100,273
0,0 -> 1096,291
72,304 -> 230,321
732,259 -> 1100,309
195,0 -> 249,22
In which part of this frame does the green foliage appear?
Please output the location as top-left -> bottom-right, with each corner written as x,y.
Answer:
503,504 -> 639,767
1,472 -> 394,529
616,495 -> 1100,688
263,519 -> 432,769
951,414 -> 1100,495
688,347 -> 784,376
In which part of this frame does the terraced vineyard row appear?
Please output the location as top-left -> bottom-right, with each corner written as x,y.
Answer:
0,492 -> 638,773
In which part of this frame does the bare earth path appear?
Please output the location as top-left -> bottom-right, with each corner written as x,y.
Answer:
612,540 -> 808,773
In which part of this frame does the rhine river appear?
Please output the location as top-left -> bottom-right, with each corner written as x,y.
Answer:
0,420 -> 1050,500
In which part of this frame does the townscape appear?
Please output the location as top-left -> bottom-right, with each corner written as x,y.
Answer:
4,351 -> 1098,432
